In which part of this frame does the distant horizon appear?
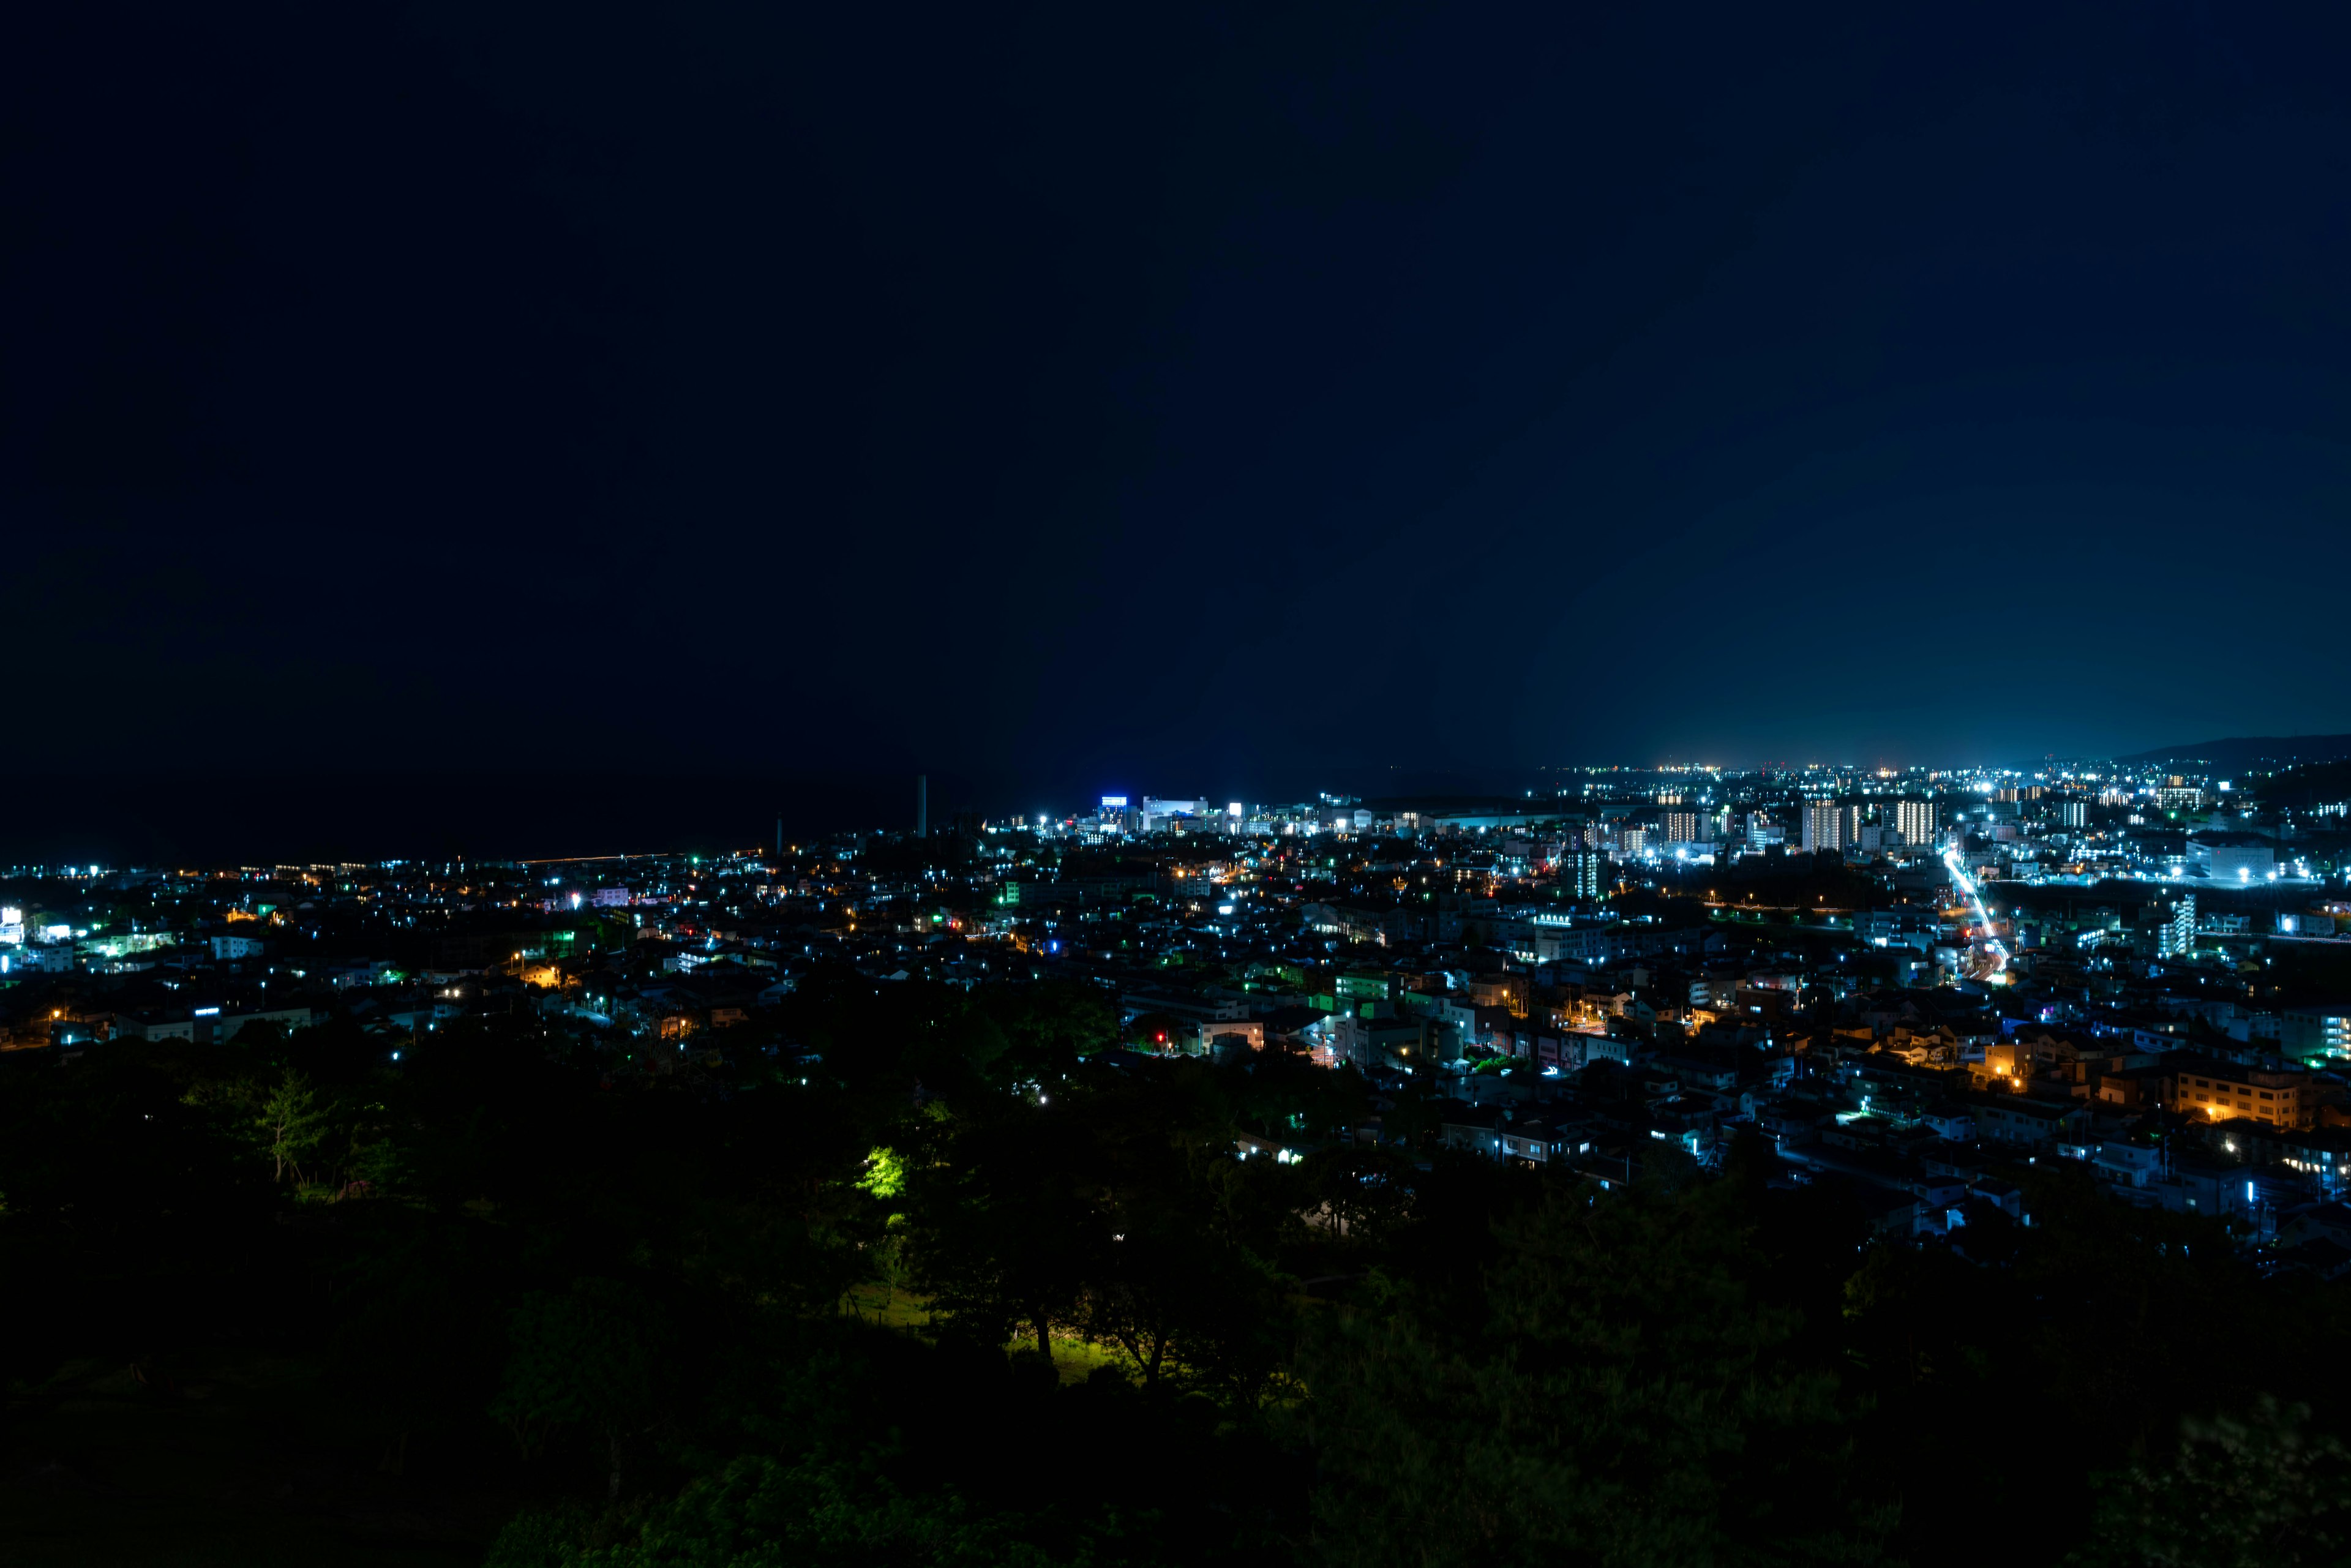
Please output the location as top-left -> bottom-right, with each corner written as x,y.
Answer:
4,731 -> 2343,868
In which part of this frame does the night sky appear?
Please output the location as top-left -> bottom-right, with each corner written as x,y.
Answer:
8,2 -> 2351,851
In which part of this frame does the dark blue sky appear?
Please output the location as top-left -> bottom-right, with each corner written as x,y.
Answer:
7,1 -> 2351,824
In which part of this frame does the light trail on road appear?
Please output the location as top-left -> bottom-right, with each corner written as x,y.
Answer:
1943,846 -> 2010,977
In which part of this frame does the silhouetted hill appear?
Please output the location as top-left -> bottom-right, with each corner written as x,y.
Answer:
2109,735 -> 2351,771
2259,759 -> 2351,810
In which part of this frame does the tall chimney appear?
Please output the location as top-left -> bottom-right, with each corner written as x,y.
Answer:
917,775 -> 928,838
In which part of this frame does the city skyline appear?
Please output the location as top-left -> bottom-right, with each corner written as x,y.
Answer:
6,738 -> 2343,873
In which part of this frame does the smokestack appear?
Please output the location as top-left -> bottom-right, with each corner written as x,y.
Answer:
917,775 -> 928,838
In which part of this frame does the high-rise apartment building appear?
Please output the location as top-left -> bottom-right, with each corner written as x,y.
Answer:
1893,798 -> 1937,846
1802,800 -> 1845,853
2156,893 -> 2196,958
1662,811 -> 1703,844
1562,849 -> 1603,898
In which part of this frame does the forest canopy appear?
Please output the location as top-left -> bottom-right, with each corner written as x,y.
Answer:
1,973 -> 2342,1567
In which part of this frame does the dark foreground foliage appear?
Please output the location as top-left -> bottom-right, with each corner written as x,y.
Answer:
3,978 -> 2347,1567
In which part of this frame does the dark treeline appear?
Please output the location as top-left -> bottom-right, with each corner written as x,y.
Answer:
4,977 -> 2350,1566
0,771 -> 949,868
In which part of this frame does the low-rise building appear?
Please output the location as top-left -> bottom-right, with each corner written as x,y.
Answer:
1964,1092 -> 2088,1149
2167,1056 -> 2314,1130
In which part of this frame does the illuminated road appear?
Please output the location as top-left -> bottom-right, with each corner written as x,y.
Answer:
1942,846 -> 2011,978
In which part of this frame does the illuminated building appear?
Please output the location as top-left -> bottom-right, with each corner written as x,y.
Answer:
2154,893 -> 2195,958
1893,798 -> 1937,844
2173,1061 -> 2312,1128
2282,1008 -> 2351,1062
1140,797 -> 1212,833
2189,834 -> 2274,882
1973,1040 -> 2027,1090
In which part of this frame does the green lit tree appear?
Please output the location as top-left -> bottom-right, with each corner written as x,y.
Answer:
258,1068 -> 330,1184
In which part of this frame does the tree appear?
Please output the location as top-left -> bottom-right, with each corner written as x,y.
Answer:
1298,1144 -> 1414,1244
258,1068 -> 330,1184
486,1454 -> 1088,1568
1075,1212 -> 1286,1402
902,1102 -> 1091,1361
1379,1075 -> 1444,1155
492,1277 -> 666,1501
2078,1397 -> 2351,1567
978,982 -> 1117,1082
1297,1173 -> 1895,1567
331,1210 -> 511,1474
1067,1071 -> 1293,1401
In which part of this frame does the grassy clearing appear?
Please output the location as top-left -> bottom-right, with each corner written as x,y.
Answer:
841,1281 -> 935,1330
1040,1333 -> 1130,1386
839,1286 -> 1139,1386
